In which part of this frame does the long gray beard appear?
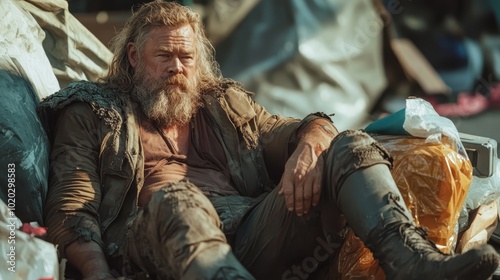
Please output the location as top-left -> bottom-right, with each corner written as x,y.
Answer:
132,76 -> 201,127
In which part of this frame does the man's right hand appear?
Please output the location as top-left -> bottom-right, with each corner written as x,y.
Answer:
66,240 -> 115,279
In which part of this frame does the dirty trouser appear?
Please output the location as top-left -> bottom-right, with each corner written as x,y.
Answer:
125,130 -> 392,279
125,181 -> 254,279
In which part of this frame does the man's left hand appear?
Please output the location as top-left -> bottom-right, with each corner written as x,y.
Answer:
278,117 -> 338,216
278,142 -> 325,216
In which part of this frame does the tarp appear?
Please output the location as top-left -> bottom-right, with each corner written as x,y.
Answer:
214,0 -> 387,131
0,0 -> 112,224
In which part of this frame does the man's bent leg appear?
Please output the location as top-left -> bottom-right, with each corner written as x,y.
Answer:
324,130 -> 499,280
127,181 -> 254,279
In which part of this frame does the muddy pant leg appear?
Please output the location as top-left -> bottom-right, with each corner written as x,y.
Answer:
126,181 -> 254,279
321,129 -> 402,240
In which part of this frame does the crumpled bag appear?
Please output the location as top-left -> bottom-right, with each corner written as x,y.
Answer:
402,98 -> 467,158
0,200 -> 59,280
456,200 -> 498,254
458,158 -> 500,232
366,98 -> 468,159
373,135 -> 473,251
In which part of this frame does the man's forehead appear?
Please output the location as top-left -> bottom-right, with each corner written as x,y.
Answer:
143,25 -> 195,51
149,25 -> 194,39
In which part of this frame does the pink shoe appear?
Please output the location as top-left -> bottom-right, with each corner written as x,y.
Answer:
488,84 -> 500,109
424,93 -> 489,117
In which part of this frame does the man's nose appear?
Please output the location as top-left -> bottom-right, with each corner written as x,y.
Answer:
167,58 -> 182,75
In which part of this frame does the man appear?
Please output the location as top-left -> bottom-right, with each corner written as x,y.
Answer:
39,1 -> 499,279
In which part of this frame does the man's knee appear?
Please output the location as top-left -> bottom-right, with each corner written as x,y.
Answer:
130,183 -> 230,278
146,181 -> 222,230
134,181 -> 224,248
323,130 -> 393,194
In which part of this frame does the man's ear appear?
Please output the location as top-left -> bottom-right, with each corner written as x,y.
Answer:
127,42 -> 138,68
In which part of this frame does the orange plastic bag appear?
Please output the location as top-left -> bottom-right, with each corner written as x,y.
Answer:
334,135 -> 473,279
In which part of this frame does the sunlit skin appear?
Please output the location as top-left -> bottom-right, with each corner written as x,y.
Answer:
127,24 -> 197,85
127,25 -> 197,155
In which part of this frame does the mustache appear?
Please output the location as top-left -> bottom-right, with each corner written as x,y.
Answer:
163,75 -> 189,89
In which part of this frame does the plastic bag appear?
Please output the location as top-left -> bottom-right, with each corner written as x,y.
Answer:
456,201 -> 498,254
332,230 -> 385,280
374,135 -> 473,251
403,98 -> 468,158
366,98 -> 468,158
458,158 -> 500,231
0,200 -> 59,280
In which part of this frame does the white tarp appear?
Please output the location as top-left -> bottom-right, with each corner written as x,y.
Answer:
247,0 -> 387,131
0,0 -> 112,224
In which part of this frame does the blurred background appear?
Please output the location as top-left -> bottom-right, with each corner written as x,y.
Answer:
69,0 -> 500,155
0,1 -> 498,276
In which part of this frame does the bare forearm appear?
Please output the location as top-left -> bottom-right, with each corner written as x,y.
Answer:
66,240 -> 113,279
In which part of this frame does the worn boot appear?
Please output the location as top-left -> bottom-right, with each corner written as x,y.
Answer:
337,164 -> 499,280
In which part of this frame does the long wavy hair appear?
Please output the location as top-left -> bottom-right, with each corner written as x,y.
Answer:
102,0 -> 222,93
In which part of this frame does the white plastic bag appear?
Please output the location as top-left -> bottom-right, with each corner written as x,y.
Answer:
0,200 -> 58,280
403,97 -> 468,157
458,158 -> 500,231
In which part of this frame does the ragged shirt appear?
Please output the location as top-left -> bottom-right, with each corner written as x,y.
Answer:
139,108 -> 239,206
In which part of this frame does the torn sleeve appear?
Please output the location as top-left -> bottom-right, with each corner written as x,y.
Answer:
44,102 -> 104,258
287,112 -> 335,153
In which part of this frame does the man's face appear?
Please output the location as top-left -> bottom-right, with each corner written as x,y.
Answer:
128,25 -> 201,127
